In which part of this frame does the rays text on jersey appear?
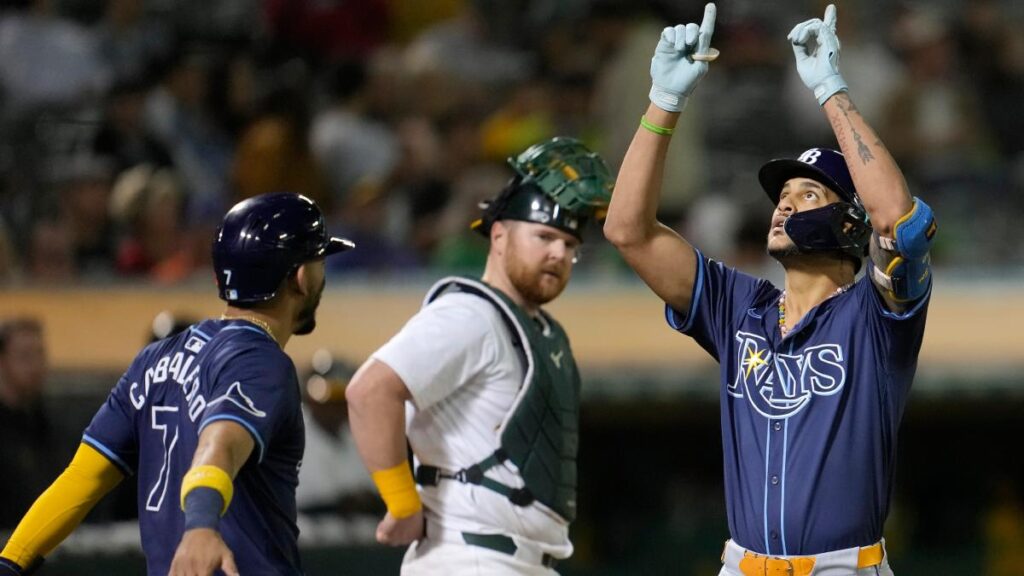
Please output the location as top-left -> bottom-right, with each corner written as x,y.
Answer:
729,331 -> 846,419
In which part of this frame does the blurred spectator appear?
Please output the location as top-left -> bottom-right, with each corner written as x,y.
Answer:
309,60 -> 399,209
26,219 -> 74,282
434,109 -> 484,181
144,46 -> 233,225
296,350 -> 379,515
698,8 -> 792,160
0,318 -> 59,530
479,80 -> 554,161
405,177 -> 452,262
957,0 -> 1024,161
881,7 -> 997,181
231,81 -> 329,209
0,0 -> 110,115
403,2 -> 532,108
391,115 -> 444,188
205,51 -> 259,140
0,215 -> 18,282
326,180 -> 421,274
109,164 -> 194,283
388,0 -> 465,44
880,6 -> 1004,263
264,0 -> 390,63
430,162 -> 503,272
92,79 -> 174,173
94,0 -> 173,86
53,153 -> 118,277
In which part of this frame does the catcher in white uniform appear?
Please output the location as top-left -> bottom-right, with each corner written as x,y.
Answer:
346,137 -> 613,574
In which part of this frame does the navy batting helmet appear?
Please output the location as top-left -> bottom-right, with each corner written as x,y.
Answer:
213,193 -> 354,303
758,148 -> 871,267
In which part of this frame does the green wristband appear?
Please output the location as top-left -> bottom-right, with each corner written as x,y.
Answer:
640,115 -> 674,136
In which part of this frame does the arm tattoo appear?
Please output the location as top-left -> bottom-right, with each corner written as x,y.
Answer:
835,94 -> 875,165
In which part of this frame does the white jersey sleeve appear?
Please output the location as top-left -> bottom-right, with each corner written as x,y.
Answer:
372,292 -> 511,410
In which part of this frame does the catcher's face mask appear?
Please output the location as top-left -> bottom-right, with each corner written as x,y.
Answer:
472,137 -> 614,241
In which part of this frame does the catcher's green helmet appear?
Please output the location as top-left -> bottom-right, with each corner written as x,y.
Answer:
472,137 -> 614,240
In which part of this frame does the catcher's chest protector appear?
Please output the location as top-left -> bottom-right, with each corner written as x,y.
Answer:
426,277 -> 581,522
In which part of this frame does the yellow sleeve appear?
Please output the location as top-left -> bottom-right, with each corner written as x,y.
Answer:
0,443 -> 124,568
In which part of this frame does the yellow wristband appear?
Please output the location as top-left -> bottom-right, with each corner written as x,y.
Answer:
640,115 -> 674,136
180,465 -> 234,516
371,462 -> 422,519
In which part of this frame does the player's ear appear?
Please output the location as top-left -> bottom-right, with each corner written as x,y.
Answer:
290,265 -> 310,297
491,220 -> 510,255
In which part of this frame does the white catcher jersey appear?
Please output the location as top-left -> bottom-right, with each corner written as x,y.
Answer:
373,292 -> 572,558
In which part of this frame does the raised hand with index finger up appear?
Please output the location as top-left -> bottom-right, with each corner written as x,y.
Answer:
649,2 -> 717,113
789,3 -> 848,106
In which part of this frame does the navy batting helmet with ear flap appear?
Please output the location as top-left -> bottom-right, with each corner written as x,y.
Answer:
758,148 -> 872,268
213,192 -> 354,304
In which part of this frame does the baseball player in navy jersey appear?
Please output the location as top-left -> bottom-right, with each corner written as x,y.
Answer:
605,4 -> 936,575
345,137 -> 613,574
0,192 -> 353,576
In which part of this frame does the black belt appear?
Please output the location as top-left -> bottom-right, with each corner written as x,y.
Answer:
460,532 -> 558,569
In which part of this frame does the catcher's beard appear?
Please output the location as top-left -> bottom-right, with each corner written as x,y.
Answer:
505,238 -> 571,306
294,277 -> 325,335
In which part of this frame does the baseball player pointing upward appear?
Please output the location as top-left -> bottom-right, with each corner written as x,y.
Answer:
605,4 -> 935,575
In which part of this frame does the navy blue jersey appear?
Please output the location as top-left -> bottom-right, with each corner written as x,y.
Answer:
83,319 -> 305,575
667,251 -> 929,555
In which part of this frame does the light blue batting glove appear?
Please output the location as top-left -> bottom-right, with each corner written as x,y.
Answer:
649,3 -> 717,113
789,4 -> 847,105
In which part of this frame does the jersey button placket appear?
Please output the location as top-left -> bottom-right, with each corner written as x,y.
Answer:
766,418 -> 786,554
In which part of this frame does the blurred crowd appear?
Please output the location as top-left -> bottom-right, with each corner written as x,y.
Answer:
1,0 -> 1023,287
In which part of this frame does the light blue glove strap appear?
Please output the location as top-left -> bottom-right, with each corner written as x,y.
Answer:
814,74 -> 848,106
650,85 -> 686,113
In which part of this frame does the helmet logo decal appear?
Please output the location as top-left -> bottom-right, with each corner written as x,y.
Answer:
798,149 -> 822,165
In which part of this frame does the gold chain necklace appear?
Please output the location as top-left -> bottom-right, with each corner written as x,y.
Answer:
778,283 -> 853,338
220,314 -> 279,345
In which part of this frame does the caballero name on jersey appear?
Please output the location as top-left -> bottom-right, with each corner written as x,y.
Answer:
129,344 -> 208,422
730,331 -> 846,419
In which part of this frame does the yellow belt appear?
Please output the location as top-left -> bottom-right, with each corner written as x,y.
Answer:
736,542 -> 883,576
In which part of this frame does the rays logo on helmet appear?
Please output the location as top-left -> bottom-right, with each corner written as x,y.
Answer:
798,149 -> 823,164
208,381 -> 267,418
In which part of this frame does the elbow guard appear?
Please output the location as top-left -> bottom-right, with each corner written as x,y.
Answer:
870,197 -> 937,302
